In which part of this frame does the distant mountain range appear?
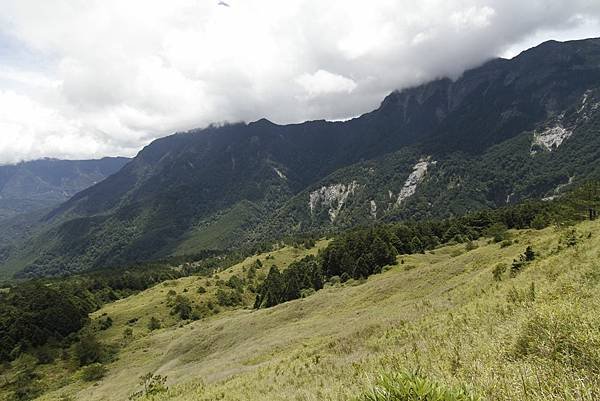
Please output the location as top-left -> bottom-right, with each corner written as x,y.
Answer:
0,157 -> 130,220
2,38 -> 600,279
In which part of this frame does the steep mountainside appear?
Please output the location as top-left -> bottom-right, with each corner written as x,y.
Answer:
3,38 -> 600,278
0,157 -> 130,220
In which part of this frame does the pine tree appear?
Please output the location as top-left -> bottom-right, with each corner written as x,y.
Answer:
353,253 -> 375,278
410,236 -> 423,253
255,266 -> 284,308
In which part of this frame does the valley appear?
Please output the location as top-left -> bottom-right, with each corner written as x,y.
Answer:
0,158 -> 129,221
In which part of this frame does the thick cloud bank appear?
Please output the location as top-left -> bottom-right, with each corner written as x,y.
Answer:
0,0 -> 599,163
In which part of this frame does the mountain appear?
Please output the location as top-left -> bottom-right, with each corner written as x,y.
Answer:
0,157 -> 130,220
3,38 -> 600,278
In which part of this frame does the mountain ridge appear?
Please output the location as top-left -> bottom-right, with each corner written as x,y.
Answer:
0,157 -> 130,221
3,37 -> 600,278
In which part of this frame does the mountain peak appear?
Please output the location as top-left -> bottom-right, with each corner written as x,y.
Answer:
249,118 -> 277,127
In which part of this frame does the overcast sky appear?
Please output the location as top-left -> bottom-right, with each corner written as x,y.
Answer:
0,0 -> 599,164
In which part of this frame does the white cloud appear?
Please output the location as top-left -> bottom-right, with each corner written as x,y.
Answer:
450,6 -> 496,31
0,0 -> 599,163
0,90 -> 134,163
296,70 -> 357,98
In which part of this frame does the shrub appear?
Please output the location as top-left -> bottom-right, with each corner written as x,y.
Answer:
485,223 -> 509,243
147,317 -> 161,331
197,286 -> 207,294
170,295 -> 192,319
123,328 -> 133,340
511,246 -> 535,277
356,371 -> 481,401
10,354 -> 43,401
246,265 -> 257,280
226,275 -> 244,292
98,316 -> 113,331
81,363 -> 107,382
492,263 -> 507,281
216,288 -> 242,307
524,246 -> 535,261
531,214 -> 550,230
510,259 -> 525,277
465,241 -> 478,251
129,373 -> 168,399
73,334 -> 105,366
34,345 -> 56,364
562,228 -> 578,247
304,239 -> 316,249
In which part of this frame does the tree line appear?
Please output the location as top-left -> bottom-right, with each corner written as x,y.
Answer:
254,181 -> 600,309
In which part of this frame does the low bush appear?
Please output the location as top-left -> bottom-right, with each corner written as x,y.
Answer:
80,363 -> 107,382
492,263 -> 507,281
357,371 -> 481,401
147,316 -> 161,331
129,373 -> 168,399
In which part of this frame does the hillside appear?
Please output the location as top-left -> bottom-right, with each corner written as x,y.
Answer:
0,157 -> 130,220
4,38 -> 600,278
5,218 -> 600,400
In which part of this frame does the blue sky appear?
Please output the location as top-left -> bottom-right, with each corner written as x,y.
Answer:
0,0 -> 599,164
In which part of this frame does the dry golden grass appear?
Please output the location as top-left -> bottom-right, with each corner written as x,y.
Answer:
28,222 -> 600,401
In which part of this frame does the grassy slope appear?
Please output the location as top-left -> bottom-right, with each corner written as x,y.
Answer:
35,221 -> 600,401
25,241 -> 327,401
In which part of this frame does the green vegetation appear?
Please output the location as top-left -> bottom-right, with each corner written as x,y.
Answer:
254,182 -> 600,309
253,256 -> 323,308
0,240 -> 327,400
147,317 -> 161,331
0,217 -> 599,400
357,371 -> 481,401
0,247 -> 261,363
2,181 -> 600,400
0,282 -> 89,362
492,263 -> 507,281
129,373 -> 168,399
80,364 -> 107,382
169,295 -> 194,320
510,246 -> 536,276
